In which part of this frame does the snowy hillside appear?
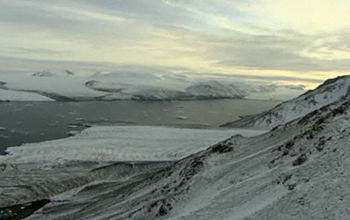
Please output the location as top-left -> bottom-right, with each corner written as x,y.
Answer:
0,71 -> 304,101
222,75 -> 350,129
1,86 -> 350,219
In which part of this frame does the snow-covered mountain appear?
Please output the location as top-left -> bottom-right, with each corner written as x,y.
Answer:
222,75 -> 350,129
2,81 -> 350,219
92,80 -> 248,101
0,71 -> 304,102
185,81 -> 247,99
0,73 -> 106,102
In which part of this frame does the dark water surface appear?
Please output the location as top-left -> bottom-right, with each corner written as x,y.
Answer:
0,99 -> 279,154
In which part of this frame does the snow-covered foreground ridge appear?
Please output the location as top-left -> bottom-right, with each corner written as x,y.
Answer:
222,75 -> 350,129
0,71 -> 303,101
2,78 -> 350,219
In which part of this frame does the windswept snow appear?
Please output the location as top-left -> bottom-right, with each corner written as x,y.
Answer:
1,126 -> 265,164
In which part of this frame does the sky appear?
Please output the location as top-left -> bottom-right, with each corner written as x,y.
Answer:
1,0 -> 350,88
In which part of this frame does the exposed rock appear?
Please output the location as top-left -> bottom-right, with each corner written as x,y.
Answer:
292,154 -> 307,166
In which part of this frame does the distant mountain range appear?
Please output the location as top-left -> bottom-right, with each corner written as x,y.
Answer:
0,70 -> 304,102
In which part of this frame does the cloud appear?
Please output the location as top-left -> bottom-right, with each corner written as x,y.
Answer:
202,72 -> 324,84
154,25 -> 350,74
0,0 -> 350,87
4,47 -> 70,56
244,0 -> 350,33
203,31 -> 350,72
0,55 -> 116,75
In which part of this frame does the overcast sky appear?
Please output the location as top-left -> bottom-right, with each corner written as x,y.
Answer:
1,0 -> 350,87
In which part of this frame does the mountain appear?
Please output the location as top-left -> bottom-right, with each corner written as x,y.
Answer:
222,75 -> 350,129
185,81 -> 247,99
1,80 -> 350,219
93,80 -> 249,101
1,71 -> 304,101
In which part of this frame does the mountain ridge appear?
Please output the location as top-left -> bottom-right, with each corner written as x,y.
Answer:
0,71 -> 304,101
221,75 -> 350,129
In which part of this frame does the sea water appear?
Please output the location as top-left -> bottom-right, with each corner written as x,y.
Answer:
0,99 -> 279,154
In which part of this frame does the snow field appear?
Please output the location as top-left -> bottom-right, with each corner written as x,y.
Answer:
1,125 -> 266,164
